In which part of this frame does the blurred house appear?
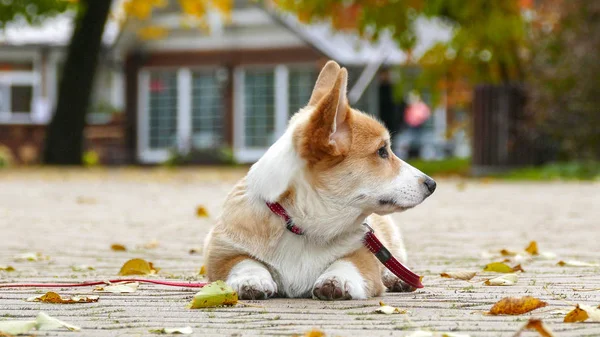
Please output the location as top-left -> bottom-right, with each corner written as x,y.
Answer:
0,0 -> 466,165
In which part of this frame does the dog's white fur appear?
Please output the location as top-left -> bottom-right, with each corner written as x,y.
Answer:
203,61 -> 434,300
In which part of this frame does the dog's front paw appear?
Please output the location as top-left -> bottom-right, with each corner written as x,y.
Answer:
312,276 -> 352,300
383,271 -> 416,293
312,261 -> 368,301
228,275 -> 277,300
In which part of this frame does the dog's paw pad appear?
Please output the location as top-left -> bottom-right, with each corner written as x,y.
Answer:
384,276 -> 416,293
228,276 -> 277,300
312,276 -> 352,300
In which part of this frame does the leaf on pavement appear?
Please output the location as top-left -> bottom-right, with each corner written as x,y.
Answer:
111,244 -> 127,252
199,265 -> 206,275
0,320 -> 37,335
36,312 -> 80,331
71,264 -> 95,272
488,296 -> 547,315
484,262 -> 524,273
440,271 -> 477,281
374,301 -> 407,314
14,252 -> 49,262
94,282 -> 139,293
513,318 -> 555,337
484,274 -> 518,286
525,241 -> 539,255
0,265 -> 15,272
557,260 -> 599,267
118,258 -> 158,275
188,280 -> 237,308
150,326 -> 193,334
299,330 -> 325,337
500,249 -> 517,256
26,292 -> 99,304
564,304 -> 600,323
196,206 -> 209,217
142,239 -> 160,249
0,312 -> 81,334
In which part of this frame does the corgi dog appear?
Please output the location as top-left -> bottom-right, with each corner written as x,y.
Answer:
203,61 -> 436,300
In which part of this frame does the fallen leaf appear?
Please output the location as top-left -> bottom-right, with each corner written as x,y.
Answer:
484,274 -> 518,286
26,292 -> 99,304
374,301 -> 407,314
0,265 -> 15,272
557,260 -> 599,267
14,252 -> 49,262
189,248 -> 202,255
500,249 -> 517,256
0,312 -> 80,334
36,312 -> 80,331
484,262 -> 524,273
440,271 -> 477,281
94,282 -> 139,293
199,265 -> 206,275
118,258 -> 158,275
111,244 -> 127,252
0,320 -> 37,335
189,280 -> 238,308
142,239 -> 159,249
539,252 -> 557,259
512,318 -> 554,337
196,206 -> 209,217
300,330 -> 325,337
488,296 -> 547,315
564,304 -> 600,323
525,241 -> 539,255
150,326 -> 193,334
71,265 -> 95,272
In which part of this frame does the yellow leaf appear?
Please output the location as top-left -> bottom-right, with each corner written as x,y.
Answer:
196,205 -> 209,217
26,292 -> 99,304
188,280 -> 237,308
14,252 -> 49,262
111,244 -> 127,252
440,271 -> 477,281
483,262 -> 523,273
137,26 -> 169,40
199,265 -> 206,275
525,241 -> 539,255
483,274 -> 518,286
303,330 -> 325,337
0,265 -> 15,272
179,0 -> 206,18
488,296 -> 547,315
564,304 -> 600,323
557,260 -> 599,267
513,318 -> 555,337
118,258 -> 159,276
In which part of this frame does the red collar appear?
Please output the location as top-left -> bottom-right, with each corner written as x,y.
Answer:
265,201 -> 424,289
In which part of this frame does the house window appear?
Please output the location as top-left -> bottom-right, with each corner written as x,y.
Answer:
191,71 -> 223,149
148,71 -> 178,149
0,60 -> 37,121
288,68 -> 316,116
243,69 -> 275,148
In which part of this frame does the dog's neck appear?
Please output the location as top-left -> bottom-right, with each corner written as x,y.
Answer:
246,125 -> 366,244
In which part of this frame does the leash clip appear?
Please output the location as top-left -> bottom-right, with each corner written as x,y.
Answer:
363,223 -> 374,233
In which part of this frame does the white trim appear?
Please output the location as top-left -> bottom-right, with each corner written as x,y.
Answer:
0,51 -> 42,123
233,67 -> 245,154
177,68 -> 192,155
274,65 -> 289,139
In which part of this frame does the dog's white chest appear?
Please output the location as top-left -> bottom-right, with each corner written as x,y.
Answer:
265,232 -> 363,298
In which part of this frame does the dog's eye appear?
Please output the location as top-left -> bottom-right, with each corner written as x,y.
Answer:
377,146 -> 388,159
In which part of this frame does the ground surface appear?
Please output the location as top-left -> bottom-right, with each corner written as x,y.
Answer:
0,168 -> 599,337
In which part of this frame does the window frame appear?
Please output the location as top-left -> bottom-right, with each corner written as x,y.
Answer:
0,50 -> 42,124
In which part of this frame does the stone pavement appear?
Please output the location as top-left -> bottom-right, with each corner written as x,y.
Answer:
0,168 -> 599,337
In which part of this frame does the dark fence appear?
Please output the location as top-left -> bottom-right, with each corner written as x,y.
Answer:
472,84 -> 540,175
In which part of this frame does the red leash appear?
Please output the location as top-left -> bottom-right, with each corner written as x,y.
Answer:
266,202 -> 424,289
0,279 -> 207,289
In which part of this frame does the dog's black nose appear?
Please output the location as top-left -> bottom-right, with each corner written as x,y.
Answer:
424,178 -> 436,194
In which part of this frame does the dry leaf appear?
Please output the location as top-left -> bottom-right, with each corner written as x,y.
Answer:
196,206 -> 209,217
71,265 -> 95,272
557,260 -> 599,267
142,239 -> 159,249
488,296 -> 547,315
150,326 -> 193,334
374,301 -> 407,314
539,252 -> 557,259
0,265 -> 15,272
564,304 -> 600,323
301,330 -> 325,337
0,312 -> 80,335
484,274 -> 518,286
512,318 -> 554,337
118,258 -> 158,276
111,244 -> 127,252
188,280 -> 238,308
189,248 -> 202,255
525,241 -> 539,255
14,252 -> 49,262
199,265 -> 206,275
500,249 -> 517,256
94,282 -> 139,293
484,262 -> 524,273
440,271 -> 477,281
35,312 -> 80,331
26,292 -> 98,304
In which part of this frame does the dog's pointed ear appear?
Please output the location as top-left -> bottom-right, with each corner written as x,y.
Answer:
301,67 -> 352,162
308,61 -> 341,106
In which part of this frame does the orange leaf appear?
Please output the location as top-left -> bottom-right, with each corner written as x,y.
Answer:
196,206 -> 209,217
513,318 -> 555,337
564,305 -> 589,323
111,244 -> 127,251
525,241 -> 539,255
488,296 -> 547,315
199,265 -> 206,275
27,291 -> 99,304
118,258 -> 159,276
500,249 -> 517,256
